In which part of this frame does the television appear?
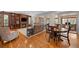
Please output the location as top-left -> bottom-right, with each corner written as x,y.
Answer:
21,18 -> 27,22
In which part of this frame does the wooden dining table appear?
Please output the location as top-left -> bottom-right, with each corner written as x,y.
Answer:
54,28 -> 68,33
49,26 -> 68,41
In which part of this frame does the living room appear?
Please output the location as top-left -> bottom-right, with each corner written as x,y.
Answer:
0,0 -> 79,59
0,11 -> 78,48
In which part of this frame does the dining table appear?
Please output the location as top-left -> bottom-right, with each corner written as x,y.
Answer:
49,27 -> 68,41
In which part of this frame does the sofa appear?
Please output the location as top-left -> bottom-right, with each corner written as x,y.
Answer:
0,27 -> 19,43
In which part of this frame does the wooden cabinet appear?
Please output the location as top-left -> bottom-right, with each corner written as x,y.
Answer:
10,13 -> 15,29
20,15 -> 28,28
14,14 -> 20,29
0,13 -> 4,27
0,11 -> 31,29
34,17 -> 44,33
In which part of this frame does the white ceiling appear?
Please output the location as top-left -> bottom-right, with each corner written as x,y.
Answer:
7,11 -> 49,16
6,11 -> 79,16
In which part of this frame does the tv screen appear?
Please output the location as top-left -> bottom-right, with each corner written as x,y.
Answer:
21,18 -> 27,22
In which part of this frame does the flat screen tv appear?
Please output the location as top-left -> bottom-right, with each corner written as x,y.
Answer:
21,18 -> 27,22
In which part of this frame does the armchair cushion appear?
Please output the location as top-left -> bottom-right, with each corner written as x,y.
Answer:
0,27 -> 19,42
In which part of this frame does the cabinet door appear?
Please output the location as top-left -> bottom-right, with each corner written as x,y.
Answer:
4,15 -> 9,27
10,14 -> 15,29
0,14 -> 3,27
15,14 -> 20,28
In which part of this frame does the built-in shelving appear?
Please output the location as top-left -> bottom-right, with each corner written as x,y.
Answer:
0,11 -> 31,29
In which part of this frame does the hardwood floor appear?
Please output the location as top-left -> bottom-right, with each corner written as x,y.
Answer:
0,31 -> 77,48
77,33 -> 79,47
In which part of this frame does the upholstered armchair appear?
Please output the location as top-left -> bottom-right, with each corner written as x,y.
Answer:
0,27 -> 19,43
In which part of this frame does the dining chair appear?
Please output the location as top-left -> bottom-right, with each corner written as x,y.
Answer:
46,24 -> 50,33
45,24 -> 52,42
58,28 -> 70,45
48,27 -> 58,42
48,27 -> 53,42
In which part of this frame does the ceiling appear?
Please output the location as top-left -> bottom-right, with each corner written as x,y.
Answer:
7,11 -> 49,16
6,11 -> 79,16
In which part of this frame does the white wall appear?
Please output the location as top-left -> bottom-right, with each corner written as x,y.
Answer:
31,11 -> 78,27
77,15 -> 79,33
31,12 -> 58,26
43,14 -> 60,25
31,15 -> 36,26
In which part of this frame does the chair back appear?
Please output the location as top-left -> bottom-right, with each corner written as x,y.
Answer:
46,24 -> 50,33
67,25 -> 71,37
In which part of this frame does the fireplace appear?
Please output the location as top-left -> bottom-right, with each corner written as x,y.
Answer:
21,18 -> 27,22
20,18 -> 28,28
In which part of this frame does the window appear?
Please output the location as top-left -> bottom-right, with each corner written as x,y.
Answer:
54,18 -> 59,24
46,18 -> 50,24
62,19 -> 68,24
68,18 -> 76,24
4,15 -> 9,26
